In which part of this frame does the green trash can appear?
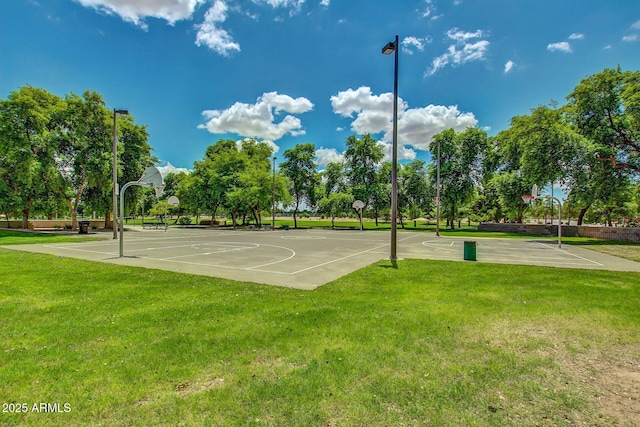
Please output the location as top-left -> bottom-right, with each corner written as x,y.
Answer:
283,224 -> 290,230
463,241 -> 477,261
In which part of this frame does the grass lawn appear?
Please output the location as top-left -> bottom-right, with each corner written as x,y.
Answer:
563,238 -> 640,263
0,230 -> 105,245
1,245 -> 639,426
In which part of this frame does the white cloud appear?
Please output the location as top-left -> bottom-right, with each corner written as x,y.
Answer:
421,0 -> 434,18
623,34 -> 638,42
336,127 -> 344,132
74,0 -> 205,29
504,60 -> 515,74
631,19 -> 640,30
331,86 -> 395,118
426,28 -> 489,76
194,1 -> 240,55
378,141 -> 417,162
77,0 -> 308,55
547,41 -> 572,53
254,0 -> 306,15
456,40 -> 490,62
199,91 -> 313,140
331,86 -> 402,136
569,33 -> 584,40
395,104 -> 477,150
428,52 -> 451,76
157,161 -> 191,177
315,147 -> 343,166
401,36 -> 432,54
320,0 -> 330,6
447,28 -> 484,42
331,86 -> 478,151
257,0 -> 303,7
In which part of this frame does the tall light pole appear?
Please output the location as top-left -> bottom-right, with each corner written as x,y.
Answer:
112,108 -> 129,239
436,138 -> 441,237
272,156 -> 277,230
382,35 -> 399,262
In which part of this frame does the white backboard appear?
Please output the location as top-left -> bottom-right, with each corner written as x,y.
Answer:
352,200 -> 365,209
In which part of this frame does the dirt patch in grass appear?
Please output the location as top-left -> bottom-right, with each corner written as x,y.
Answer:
562,345 -> 640,427
484,321 -> 639,425
175,377 -> 225,397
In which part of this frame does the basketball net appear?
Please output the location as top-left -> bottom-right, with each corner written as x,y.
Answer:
521,195 -> 536,205
154,183 -> 166,198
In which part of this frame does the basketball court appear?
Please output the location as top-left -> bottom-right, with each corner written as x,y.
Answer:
5,227 -> 640,290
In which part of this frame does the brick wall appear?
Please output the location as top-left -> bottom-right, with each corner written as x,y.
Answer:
1,220 -> 34,229
577,226 -> 640,243
478,223 -> 640,243
0,220 -> 105,230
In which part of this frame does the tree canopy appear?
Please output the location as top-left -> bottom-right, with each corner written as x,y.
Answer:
3,68 -> 640,229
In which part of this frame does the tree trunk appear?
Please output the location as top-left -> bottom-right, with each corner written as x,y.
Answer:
105,210 -> 113,229
22,198 -> 32,229
63,198 -> 77,231
449,205 -> 455,229
22,211 -> 28,229
577,206 -> 590,226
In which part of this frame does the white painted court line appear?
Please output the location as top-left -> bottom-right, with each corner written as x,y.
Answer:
417,238 -> 604,267
533,241 -> 603,266
288,233 -> 422,275
159,243 -> 261,260
141,243 -> 297,271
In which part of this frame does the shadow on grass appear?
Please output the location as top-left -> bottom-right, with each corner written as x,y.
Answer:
377,260 -> 399,270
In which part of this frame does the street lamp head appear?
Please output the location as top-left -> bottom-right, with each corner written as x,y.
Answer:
382,41 -> 396,55
115,109 -> 129,115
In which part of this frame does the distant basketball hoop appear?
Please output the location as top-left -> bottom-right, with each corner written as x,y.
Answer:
523,184 -> 539,205
154,183 -> 166,198
352,200 -> 365,231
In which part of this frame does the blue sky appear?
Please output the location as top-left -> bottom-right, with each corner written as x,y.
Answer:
2,0 -> 639,176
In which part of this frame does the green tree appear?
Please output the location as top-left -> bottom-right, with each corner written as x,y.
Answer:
192,140 -> 245,223
343,134 -> 385,220
280,143 -> 318,229
429,128 -> 488,228
566,67 -> 640,173
397,160 -> 430,228
500,104 -> 579,187
322,162 -> 348,197
489,171 -> 530,222
317,192 -> 354,227
0,86 -> 63,227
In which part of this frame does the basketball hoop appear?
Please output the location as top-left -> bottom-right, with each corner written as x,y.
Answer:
521,195 -> 536,205
154,183 -> 166,198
